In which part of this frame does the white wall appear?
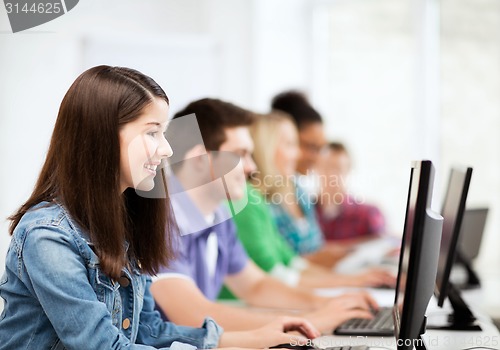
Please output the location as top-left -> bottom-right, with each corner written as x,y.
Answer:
439,0 -> 500,294
251,0 -> 311,110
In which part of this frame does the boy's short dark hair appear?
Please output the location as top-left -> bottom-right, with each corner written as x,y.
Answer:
172,98 -> 254,154
271,90 -> 323,129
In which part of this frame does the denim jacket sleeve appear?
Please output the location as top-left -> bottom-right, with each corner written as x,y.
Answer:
136,277 -> 222,349
22,224 -> 221,350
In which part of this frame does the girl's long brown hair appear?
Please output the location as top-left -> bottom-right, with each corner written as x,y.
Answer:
9,65 -> 176,279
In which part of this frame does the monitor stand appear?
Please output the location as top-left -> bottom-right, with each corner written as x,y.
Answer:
415,335 -> 427,350
428,283 -> 482,331
415,318 -> 427,350
455,250 -> 481,288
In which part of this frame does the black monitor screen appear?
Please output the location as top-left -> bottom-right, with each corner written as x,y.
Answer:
435,167 -> 472,306
394,168 -> 417,319
393,160 -> 443,350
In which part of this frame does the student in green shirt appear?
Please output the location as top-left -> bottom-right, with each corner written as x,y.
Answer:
235,182 -> 301,277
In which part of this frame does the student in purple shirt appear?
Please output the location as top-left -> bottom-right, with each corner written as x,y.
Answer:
151,98 -> 378,333
157,178 -> 246,302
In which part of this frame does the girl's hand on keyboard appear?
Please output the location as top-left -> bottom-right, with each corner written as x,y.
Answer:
219,316 -> 320,349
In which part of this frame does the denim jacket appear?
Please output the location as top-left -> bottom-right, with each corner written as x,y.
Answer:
0,201 -> 223,349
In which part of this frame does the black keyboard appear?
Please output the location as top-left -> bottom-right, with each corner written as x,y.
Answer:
334,306 -> 394,336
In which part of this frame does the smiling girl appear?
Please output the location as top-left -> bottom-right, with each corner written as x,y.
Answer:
0,66 -> 317,349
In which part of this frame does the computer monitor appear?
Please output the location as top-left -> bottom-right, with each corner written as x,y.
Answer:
455,207 -> 488,287
459,208 -> 488,261
393,160 -> 443,350
431,167 -> 481,331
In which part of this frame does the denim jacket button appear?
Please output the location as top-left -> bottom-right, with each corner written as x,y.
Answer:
118,276 -> 130,287
122,318 -> 131,330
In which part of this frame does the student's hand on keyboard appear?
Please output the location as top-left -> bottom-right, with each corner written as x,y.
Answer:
305,291 -> 378,331
330,291 -> 380,312
349,267 -> 397,288
218,316 -> 320,349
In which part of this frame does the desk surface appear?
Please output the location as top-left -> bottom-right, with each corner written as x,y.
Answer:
313,288 -> 500,350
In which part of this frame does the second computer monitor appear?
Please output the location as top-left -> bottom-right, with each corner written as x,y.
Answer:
430,166 -> 481,331
435,167 -> 473,306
